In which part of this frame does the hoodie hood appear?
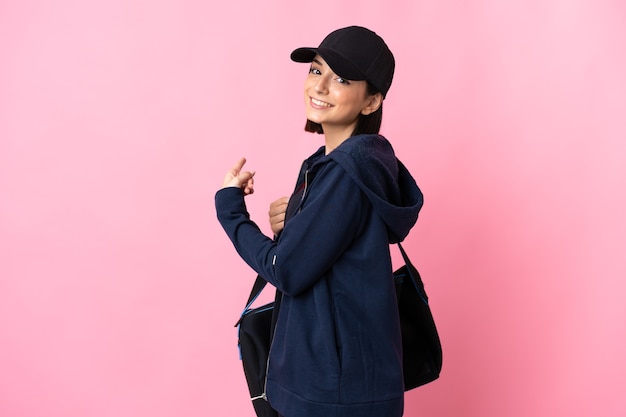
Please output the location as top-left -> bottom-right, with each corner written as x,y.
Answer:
323,134 -> 423,243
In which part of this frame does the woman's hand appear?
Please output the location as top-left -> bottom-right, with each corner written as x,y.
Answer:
222,158 -> 255,196
268,196 -> 289,235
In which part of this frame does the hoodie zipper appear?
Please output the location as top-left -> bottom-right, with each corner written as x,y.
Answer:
302,170 -> 310,206
259,169 -> 310,402
259,294 -> 278,402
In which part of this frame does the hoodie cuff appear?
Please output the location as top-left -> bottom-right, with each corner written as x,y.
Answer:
215,187 -> 248,223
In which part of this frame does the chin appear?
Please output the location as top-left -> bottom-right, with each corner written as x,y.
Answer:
304,113 -> 323,125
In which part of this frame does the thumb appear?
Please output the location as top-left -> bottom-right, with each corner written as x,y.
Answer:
222,167 -> 255,189
239,170 -> 255,182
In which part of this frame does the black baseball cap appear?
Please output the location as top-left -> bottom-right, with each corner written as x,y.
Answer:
290,26 -> 395,98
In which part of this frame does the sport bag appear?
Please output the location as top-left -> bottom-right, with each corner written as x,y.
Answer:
234,243 -> 442,416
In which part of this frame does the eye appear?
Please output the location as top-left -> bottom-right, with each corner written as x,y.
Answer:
336,77 -> 351,85
309,66 -> 321,75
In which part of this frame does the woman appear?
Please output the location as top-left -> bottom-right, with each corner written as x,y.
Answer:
216,26 -> 423,417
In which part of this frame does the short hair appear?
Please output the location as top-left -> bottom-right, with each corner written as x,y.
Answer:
304,82 -> 383,136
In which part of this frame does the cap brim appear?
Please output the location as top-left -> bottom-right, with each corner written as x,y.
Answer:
290,47 -> 317,63
290,47 -> 366,81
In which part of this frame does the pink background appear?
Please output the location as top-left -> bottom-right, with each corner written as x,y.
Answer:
1,1 -> 625,416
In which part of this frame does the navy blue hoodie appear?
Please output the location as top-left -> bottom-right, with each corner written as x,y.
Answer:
215,134 -> 423,417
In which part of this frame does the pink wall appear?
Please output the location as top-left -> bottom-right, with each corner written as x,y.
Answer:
1,1 -> 625,416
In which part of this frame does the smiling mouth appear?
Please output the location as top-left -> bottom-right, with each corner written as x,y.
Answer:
310,97 -> 332,108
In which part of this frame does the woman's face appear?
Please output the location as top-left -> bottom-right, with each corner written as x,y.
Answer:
303,55 -> 379,134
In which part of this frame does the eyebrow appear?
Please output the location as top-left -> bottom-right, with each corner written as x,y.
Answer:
312,58 -> 323,65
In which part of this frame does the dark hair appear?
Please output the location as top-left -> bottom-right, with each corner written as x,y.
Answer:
304,82 -> 383,136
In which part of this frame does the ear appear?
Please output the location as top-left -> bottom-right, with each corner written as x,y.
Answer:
361,92 -> 383,116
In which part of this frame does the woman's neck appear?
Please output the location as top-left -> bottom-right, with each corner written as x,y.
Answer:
323,124 -> 356,155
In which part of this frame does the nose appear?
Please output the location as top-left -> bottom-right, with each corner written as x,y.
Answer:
314,75 -> 329,94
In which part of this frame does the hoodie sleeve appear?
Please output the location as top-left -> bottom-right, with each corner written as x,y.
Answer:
215,162 -> 366,296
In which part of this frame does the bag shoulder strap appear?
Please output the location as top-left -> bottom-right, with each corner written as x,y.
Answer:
396,242 -> 413,268
396,242 -> 429,305
235,242 -> 420,327
234,275 -> 269,327
245,274 -> 267,307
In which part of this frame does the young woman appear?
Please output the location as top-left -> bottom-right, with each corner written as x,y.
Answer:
216,26 -> 423,417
